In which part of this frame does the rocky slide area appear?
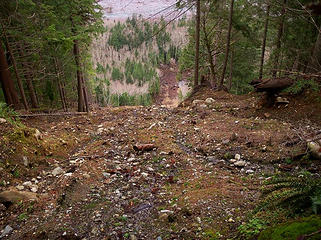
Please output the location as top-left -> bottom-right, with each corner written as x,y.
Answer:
0,89 -> 320,239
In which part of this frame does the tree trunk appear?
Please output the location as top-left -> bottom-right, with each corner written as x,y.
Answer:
0,41 -> 20,108
272,0 -> 287,78
54,58 -> 67,111
194,0 -> 201,88
219,0 -> 234,90
308,25 -> 321,73
228,46 -> 234,91
1,22 -> 28,110
259,2 -> 270,80
73,39 -> 85,112
16,43 -> 39,109
202,17 -> 216,89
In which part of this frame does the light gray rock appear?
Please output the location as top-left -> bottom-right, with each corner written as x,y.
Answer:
23,181 -> 32,187
23,156 -> 29,167
235,154 -> 241,161
0,225 -> 13,238
16,185 -> 24,191
234,161 -> 246,167
30,186 -> 38,193
52,167 -> 64,176
246,169 -> 255,174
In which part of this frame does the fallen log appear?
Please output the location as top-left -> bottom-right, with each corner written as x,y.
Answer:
133,144 -> 157,152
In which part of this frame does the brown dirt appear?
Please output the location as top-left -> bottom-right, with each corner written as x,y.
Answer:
0,88 -> 320,240
155,64 -> 180,107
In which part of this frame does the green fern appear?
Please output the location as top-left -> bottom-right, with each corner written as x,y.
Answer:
0,102 -> 20,124
256,172 -> 321,214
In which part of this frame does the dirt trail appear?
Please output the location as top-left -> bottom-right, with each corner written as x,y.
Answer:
155,65 -> 180,108
0,90 -> 320,240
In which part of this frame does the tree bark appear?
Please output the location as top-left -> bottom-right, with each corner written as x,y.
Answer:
0,41 -> 20,108
259,2 -> 270,80
202,17 -> 216,88
228,46 -> 234,91
308,25 -> 321,73
194,0 -> 201,88
1,22 -> 28,110
272,0 -> 287,78
73,39 -> 85,112
54,57 -> 67,111
219,0 -> 234,90
17,43 -> 39,109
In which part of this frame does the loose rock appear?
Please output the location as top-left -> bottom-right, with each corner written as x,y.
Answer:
0,225 -> 13,238
52,167 -> 64,176
234,161 -> 246,167
0,118 -> 7,124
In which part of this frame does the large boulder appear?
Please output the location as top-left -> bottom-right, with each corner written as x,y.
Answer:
0,190 -> 38,207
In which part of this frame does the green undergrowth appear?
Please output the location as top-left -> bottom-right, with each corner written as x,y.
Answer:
0,102 -> 22,126
238,171 -> 321,239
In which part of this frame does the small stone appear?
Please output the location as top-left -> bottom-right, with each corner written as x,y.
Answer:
16,185 -> 24,191
97,128 -> 105,134
228,218 -> 235,223
30,186 -> 38,193
23,181 -> 32,187
229,159 -> 237,163
52,167 -> 64,176
192,100 -> 204,106
246,169 -> 255,174
234,161 -> 246,167
102,172 -> 110,178
23,156 -> 29,167
0,225 -> 13,238
34,129 -> 42,141
235,154 -> 241,160
156,236 -> 162,240
205,98 -> 215,104
200,104 -> 207,108
0,118 -> 7,124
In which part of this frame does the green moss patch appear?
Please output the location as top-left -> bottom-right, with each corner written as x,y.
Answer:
259,215 -> 321,240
